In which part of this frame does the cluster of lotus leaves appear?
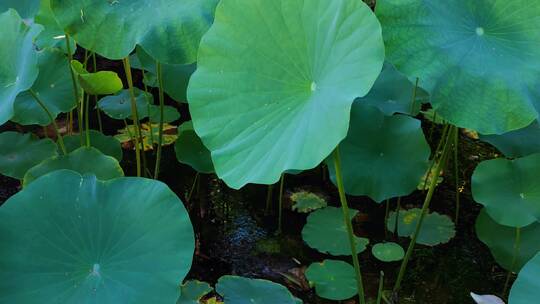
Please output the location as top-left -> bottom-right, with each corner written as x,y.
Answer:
0,170 -> 195,303
305,260 -> 357,301
188,0 -> 384,189
387,209 -> 456,246
376,0 -> 540,135
509,252 -> 540,304
216,276 -> 301,304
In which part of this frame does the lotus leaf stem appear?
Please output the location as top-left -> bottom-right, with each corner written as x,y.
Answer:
265,184 -> 274,215
64,34 -> 84,146
29,89 -> 67,155
153,62 -> 165,179
277,173 -> 285,234
187,172 -> 200,203
377,271 -> 385,304
454,129 -> 460,225
122,57 -> 143,177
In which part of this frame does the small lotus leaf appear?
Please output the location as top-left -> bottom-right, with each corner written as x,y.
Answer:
0,131 -> 57,179
472,154 -> 540,227
0,0 -> 39,19
376,0 -> 540,134
23,147 -> 124,186
216,275 -> 301,304
302,207 -> 369,256
116,123 -> 177,151
177,280 -> 213,304
188,0 -> 384,189
149,105 -> 181,124
387,208 -> 455,246
98,88 -> 152,120
62,130 -> 123,161
475,209 -> 540,273
480,121 -> 540,158
290,191 -> 327,213
327,104 -> 430,202
175,121 -> 214,174
50,0 -> 219,64
71,60 -> 123,95
509,252 -> 540,304
12,48 -> 75,126
371,242 -> 404,262
305,260 -> 357,301
0,170 -> 195,303
0,9 -> 41,126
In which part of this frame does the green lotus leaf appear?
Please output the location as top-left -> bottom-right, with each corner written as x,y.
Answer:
472,154 -> 540,227
50,0 -> 218,64
371,242 -> 405,262
387,208 -> 456,246
177,280 -> 213,304
116,123 -> 177,151
216,275 -> 301,304
71,60 -> 123,95
305,260 -> 357,301
23,146 -> 124,186
34,0 -> 75,53
149,105 -> 181,124
0,0 -> 39,19
62,130 -> 123,161
302,207 -> 369,256
0,170 -> 195,303
290,191 -> 327,213
0,9 -> 41,126
0,131 -> 57,179
188,0 -> 385,189
475,209 -> 540,273
12,48 -> 75,126
98,88 -> 152,120
509,252 -> 540,304
480,121 -> 540,158
174,121 -> 214,174
132,47 -> 195,103
376,0 -> 540,134
327,104 -> 430,202
357,62 -> 427,116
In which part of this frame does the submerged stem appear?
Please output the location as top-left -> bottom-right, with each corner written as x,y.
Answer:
153,62 -> 165,179
122,57 -> 143,177
333,146 -> 366,304
29,90 -> 66,155
187,172 -> 200,203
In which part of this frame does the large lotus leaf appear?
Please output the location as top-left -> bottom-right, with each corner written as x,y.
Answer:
62,130 -> 123,161
476,209 -> 540,273
50,0 -> 218,64
216,275 -> 301,304
23,147 -> 124,186
387,208 -> 456,246
357,62 -> 427,116
472,154 -> 540,227
509,252 -> 540,304
0,9 -> 41,126
327,104 -> 430,202
12,48 -> 75,126
188,0 -> 385,189
175,121 -> 214,174
0,0 -> 39,19
305,260 -> 357,301
149,105 -> 181,124
177,280 -> 213,304
71,60 -> 123,95
116,123 -> 177,151
290,191 -> 327,213
0,170 -> 195,303
302,207 -> 369,256
480,121 -> 540,158
34,0 -> 75,53
376,0 -> 540,134
371,242 -> 404,262
98,88 -> 152,120
0,131 -> 57,179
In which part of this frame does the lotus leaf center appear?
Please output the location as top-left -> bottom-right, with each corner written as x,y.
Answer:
520,193 -> 525,199
310,82 -> 317,92
90,263 -> 101,277
475,27 -> 485,36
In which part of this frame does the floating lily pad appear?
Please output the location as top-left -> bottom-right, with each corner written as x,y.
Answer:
0,131 -> 57,179
509,252 -> 540,304
51,0 -> 218,64
0,9 -> 41,126
387,208 -> 455,246
0,170 -> 195,303
177,280 -> 213,304
216,275 -> 301,304
71,60 -> 123,95
149,105 -> 181,124
98,88 -> 152,120
302,207 -> 369,256
23,147 -> 124,186
62,130 -> 123,161
472,154 -> 540,227
188,0 -> 384,189
175,121 -> 214,174
327,104 -> 430,202
371,242 -> 404,262
475,208 -> 540,272
376,0 -> 540,134
116,123 -> 177,151
0,0 -> 40,19
12,48 -> 75,126
480,121 -> 540,158
290,191 -> 327,213
305,260 -> 357,301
